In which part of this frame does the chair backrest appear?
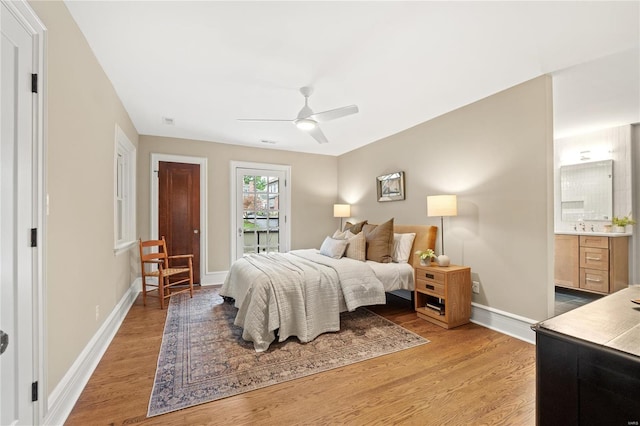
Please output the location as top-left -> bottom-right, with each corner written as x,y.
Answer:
139,237 -> 169,270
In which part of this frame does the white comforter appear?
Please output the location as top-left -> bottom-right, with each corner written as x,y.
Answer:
220,249 -> 386,351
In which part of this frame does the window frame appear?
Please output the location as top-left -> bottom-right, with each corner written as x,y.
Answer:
231,162 -> 291,261
113,124 -> 136,255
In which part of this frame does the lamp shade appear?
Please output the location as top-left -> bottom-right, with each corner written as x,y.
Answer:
333,204 -> 351,218
427,195 -> 457,217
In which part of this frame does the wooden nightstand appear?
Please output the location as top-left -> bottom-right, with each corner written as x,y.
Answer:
414,263 -> 471,329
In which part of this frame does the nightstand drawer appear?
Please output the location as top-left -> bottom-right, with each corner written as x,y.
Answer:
416,279 -> 444,297
414,268 -> 445,285
579,247 -> 608,271
580,268 -> 609,293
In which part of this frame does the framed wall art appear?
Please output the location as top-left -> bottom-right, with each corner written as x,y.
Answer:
377,171 -> 405,202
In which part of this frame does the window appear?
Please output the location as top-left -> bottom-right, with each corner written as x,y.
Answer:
114,124 -> 136,254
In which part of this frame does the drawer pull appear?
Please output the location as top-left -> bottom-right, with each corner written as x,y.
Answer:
425,284 -> 434,290
425,273 -> 434,279
586,256 -> 601,261
586,278 -> 602,283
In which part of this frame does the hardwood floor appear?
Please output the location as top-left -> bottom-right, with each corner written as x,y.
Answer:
65,290 -> 536,425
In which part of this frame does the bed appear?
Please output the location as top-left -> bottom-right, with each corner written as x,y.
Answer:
220,221 -> 437,351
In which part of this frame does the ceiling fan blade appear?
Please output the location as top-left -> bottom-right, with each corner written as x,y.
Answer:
306,125 -> 329,144
237,118 -> 293,122
310,105 -> 358,122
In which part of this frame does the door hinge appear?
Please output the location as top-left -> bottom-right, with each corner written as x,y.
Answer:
30,228 -> 37,247
31,381 -> 38,402
31,74 -> 38,93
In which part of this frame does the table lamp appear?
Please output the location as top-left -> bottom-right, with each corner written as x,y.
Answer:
333,204 -> 351,230
427,195 -> 457,266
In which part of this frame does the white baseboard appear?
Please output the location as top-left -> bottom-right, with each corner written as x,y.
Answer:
470,302 -> 537,344
44,279 -> 141,425
391,292 -> 537,344
201,270 -> 228,286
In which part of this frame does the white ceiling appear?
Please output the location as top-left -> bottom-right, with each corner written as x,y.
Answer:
64,1 -> 640,156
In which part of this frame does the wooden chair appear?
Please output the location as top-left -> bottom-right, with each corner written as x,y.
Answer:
139,237 -> 194,309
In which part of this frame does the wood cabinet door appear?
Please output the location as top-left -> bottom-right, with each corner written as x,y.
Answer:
159,161 -> 200,284
554,235 -> 579,288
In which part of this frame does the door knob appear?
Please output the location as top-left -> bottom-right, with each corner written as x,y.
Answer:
193,229 -> 199,234
0,330 -> 8,355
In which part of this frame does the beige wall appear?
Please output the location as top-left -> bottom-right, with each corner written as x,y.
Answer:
29,0 -> 139,394
137,136 -> 338,273
338,76 -> 554,320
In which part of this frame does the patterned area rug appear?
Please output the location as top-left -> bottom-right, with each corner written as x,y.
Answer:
148,287 -> 428,417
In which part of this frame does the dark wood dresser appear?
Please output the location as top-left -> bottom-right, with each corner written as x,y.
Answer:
532,286 -> 640,425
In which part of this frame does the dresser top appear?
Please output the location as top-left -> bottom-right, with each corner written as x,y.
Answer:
534,286 -> 640,358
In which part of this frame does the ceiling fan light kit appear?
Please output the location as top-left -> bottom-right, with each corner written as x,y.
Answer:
238,86 -> 358,144
294,118 -> 317,131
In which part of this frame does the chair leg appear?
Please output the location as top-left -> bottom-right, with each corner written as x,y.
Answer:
189,258 -> 194,298
159,274 -> 165,310
141,276 -> 147,306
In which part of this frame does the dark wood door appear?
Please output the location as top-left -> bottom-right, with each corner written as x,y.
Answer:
159,162 -> 200,284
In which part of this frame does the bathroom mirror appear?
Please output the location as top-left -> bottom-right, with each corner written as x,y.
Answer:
560,159 -> 613,222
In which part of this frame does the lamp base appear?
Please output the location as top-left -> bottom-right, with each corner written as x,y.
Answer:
436,255 -> 450,267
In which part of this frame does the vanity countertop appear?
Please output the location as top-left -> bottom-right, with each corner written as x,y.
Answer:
555,231 -> 632,237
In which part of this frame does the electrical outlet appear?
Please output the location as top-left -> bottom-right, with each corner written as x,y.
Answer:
472,281 -> 480,294
95,305 -> 100,321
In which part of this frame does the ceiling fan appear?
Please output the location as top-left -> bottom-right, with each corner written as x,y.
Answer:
238,87 -> 358,144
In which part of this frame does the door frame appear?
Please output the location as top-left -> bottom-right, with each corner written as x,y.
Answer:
230,161 -> 291,262
150,153 -> 207,284
1,0 -> 46,423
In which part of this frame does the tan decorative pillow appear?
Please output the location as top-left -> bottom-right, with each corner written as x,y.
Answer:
363,218 -> 394,263
361,223 -> 376,234
332,228 -> 348,239
345,231 -> 366,261
332,229 -> 366,261
343,220 -> 367,234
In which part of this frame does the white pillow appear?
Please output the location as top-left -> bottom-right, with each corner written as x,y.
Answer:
319,236 -> 348,259
392,232 -> 416,263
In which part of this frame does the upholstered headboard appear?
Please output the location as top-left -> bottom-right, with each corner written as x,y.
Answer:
393,225 -> 438,269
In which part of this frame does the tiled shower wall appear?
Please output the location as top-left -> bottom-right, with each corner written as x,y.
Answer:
554,124 -> 633,233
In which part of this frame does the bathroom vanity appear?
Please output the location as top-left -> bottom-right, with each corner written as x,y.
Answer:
554,233 -> 629,294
